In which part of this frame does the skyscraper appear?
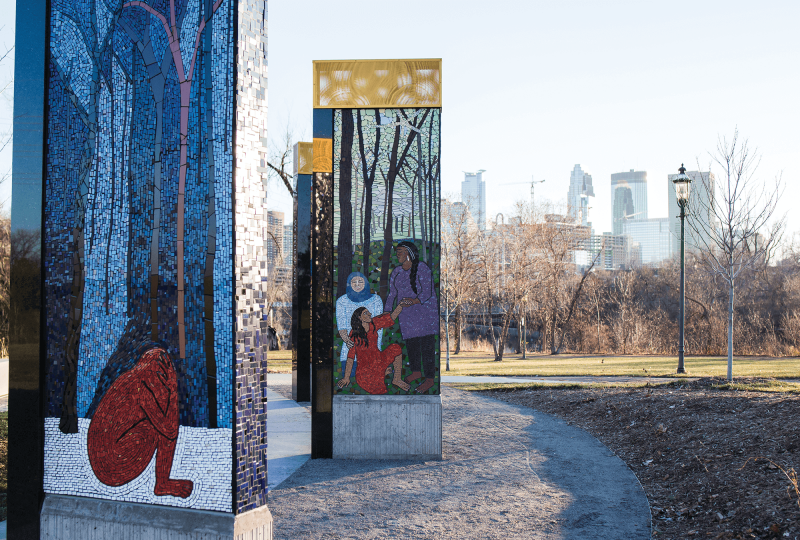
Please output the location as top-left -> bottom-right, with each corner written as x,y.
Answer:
266,210 -> 285,266
567,164 -> 595,228
283,223 -> 293,268
611,169 -> 648,235
668,170 -> 715,255
462,170 -> 487,230
623,218 -> 673,265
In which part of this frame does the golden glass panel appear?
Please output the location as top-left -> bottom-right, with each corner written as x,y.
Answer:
313,138 -> 333,173
294,141 -> 313,175
313,59 -> 441,109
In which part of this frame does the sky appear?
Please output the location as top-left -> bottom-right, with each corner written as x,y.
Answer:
2,0 -> 798,234
0,0 -> 14,210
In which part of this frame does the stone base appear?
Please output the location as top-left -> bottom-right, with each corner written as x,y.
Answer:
40,494 -> 273,540
333,394 -> 442,459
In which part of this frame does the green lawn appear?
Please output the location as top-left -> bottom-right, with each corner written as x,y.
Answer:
268,350 -> 293,373
438,351 -> 800,378
269,349 -> 800,379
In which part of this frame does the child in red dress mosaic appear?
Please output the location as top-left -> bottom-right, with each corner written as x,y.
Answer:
337,305 -> 411,394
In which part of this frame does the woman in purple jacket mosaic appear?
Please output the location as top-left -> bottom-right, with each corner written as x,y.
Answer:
384,241 -> 439,393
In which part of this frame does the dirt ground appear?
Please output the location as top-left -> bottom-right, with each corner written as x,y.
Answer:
268,385 -> 650,539
483,378 -> 800,539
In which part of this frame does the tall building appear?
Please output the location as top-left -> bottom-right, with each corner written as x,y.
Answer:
583,233 -> 629,271
623,218 -> 673,265
611,169 -> 648,235
283,223 -> 293,268
668,170 -> 715,255
266,210 -> 285,266
462,170 -> 487,230
567,164 -> 595,228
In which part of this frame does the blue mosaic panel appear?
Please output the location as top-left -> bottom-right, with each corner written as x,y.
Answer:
43,0 -> 242,513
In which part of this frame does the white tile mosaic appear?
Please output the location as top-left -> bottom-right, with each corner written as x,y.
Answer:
43,417 -> 232,512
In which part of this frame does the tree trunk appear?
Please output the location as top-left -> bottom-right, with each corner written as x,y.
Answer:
728,282 -> 734,381
596,300 -> 601,352
357,109 -> 379,275
496,314 -> 511,362
454,304 -> 462,354
555,259 -> 596,354
337,110 -> 354,295
59,24 -> 110,433
416,135 -> 427,262
378,111 -> 428,300
445,313 -> 450,371
378,127 -> 402,301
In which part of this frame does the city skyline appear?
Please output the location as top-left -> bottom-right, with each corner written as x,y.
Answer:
260,0 -> 797,239
0,0 -> 796,238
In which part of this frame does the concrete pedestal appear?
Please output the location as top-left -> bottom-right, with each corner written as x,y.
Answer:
40,495 -> 273,540
332,394 -> 442,460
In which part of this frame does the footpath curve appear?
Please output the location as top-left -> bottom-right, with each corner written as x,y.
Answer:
267,379 -> 650,539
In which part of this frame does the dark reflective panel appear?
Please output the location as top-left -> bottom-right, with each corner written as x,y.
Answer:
292,173 -> 312,402
311,171 -> 333,458
8,1 -> 47,537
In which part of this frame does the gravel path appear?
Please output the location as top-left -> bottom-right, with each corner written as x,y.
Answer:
267,386 -> 650,539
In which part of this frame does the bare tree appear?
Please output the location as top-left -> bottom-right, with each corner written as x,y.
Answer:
440,198 -> 479,369
263,230 -> 291,349
123,0 -> 224,357
266,120 -> 298,198
687,129 -> 785,380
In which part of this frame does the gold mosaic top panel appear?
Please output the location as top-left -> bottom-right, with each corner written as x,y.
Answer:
313,59 -> 442,109
313,138 -> 333,173
294,142 -> 313,175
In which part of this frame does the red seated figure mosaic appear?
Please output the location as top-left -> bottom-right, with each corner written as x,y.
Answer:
87,347 -> 193,498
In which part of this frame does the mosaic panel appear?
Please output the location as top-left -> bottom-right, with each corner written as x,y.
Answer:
41,0 -> 266,514
331,108 -> 442,396
232,0 -> 270,514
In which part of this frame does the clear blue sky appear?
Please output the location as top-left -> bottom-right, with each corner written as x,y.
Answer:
3,0 -> 798,235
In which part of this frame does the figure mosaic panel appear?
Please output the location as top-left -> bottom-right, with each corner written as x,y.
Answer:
332,108 -> 442,396
40,0 -> 267,513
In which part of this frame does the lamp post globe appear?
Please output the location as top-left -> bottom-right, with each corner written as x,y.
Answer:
673,164 -> 692,374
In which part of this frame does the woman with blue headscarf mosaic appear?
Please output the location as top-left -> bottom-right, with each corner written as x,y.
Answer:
336,272 -> 385,382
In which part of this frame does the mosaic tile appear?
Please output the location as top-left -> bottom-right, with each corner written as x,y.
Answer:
43,0 -> 267,515
329,108 -> 442,397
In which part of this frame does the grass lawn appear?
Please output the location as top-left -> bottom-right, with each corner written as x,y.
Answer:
438,351 -> 800,378
269,348 -> 800,379
268,350 -> 293,373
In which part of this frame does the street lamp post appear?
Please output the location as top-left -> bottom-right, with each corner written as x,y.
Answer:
673,164 -> 692,375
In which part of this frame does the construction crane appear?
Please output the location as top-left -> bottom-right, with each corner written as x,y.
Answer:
500,177 -> 546,205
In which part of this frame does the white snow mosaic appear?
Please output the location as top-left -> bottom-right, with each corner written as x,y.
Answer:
43,417 -> 232,512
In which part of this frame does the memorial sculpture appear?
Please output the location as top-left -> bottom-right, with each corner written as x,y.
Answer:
310,59 -> 443,459
9,0 -> 273,537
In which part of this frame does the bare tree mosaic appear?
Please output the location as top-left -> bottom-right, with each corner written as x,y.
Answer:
332,108 -> 441,396
40,0 -> 269,514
